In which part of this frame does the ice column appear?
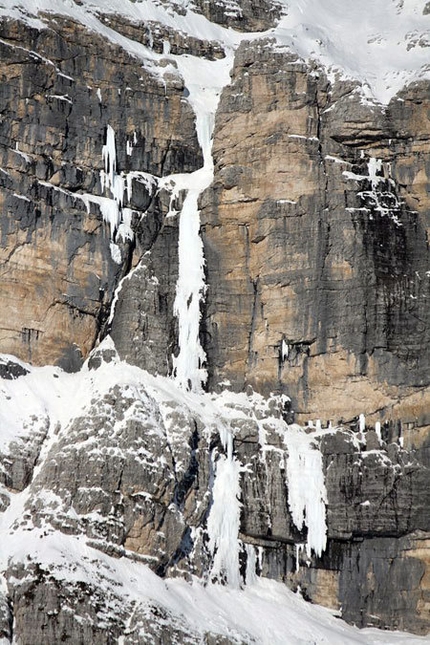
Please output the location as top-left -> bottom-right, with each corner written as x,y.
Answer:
172,185 -> 208,391
283,424 -> 328,559
207,429 -> 242,589
171,56 -> 227,392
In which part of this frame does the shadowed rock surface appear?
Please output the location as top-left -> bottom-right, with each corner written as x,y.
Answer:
201,41 -> 430,427
0,1 -> 429,643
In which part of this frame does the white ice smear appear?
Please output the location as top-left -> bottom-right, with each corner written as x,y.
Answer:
207,421 -> 243,589
170,54 -> 233,392
283,424 -> 328,559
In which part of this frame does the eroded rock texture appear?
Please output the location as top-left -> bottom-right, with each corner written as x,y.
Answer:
202,40 -> 430,430
0,16 -> 199,371
2,351 -> 428,638
0,2 -> 429,643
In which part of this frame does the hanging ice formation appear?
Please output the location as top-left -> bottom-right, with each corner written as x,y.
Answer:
81,125 -> 134,264
283,425 -> 328,559
344,156 -> 404,226
206,425 -> 243,589
172,183 -> 208,392
171,53 -> 232,393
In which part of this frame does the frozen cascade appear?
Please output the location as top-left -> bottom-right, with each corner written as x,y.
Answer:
172,185 -> 208,391
283,424 -> 328,559
206,428 -> 243,589
81,124 -> 134,263
171,54 -> 233,392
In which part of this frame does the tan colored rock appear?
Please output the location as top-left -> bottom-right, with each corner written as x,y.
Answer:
0,16 -> 200,370
202,40 -> 430,428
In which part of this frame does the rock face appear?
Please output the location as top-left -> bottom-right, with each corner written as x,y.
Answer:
191,0 -> 283,31
202,40 -> 430,429
0,1 -> 430,643
0,15 -> 199,371
1,350 -> 429,639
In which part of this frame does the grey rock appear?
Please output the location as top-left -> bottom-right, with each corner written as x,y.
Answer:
6,561 -> 127,645
338,533 -> 429,635
0,5 -> 429,643
0,16 -> 201,369
191,0 -> 283,31
0,358 -> 29,380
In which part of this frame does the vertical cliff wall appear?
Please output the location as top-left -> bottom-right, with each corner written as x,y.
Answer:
0,1 -> 429,642
202,40 -> 430,430
0,15 -> 201,371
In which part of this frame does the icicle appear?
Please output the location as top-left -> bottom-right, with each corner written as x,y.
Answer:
102,125 -> 117,191
367,157 -> 383,190
207,449 -> 242,589
295,543 -> 306,572
101,124 -> 126,208
94,125 -> 134,262
375,420 -> 382,443
281,339 -> 289,361
359,413 -> 366,432
283,425 -> 328,559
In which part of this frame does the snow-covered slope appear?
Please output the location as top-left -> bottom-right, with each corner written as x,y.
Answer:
0,347 -> 428,645
1,0 -> 429,103
274,0 -> 430,103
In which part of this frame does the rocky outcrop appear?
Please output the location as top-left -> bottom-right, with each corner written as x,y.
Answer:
109,202 -> 181,377
0,1 -> 429,642
0,16 -> 200,371
0,348 -> 424,637
202,40 -> 430,428
97,13 -> 226,60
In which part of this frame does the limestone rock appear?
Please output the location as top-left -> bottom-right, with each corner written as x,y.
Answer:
5,353 -> 426,635
0,16 -> 200,371
191,0 -> 283,31
201,39 -> 430,427
0,2 -> 429,642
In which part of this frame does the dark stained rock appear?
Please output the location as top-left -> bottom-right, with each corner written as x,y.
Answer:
0,16 -> 200,370
0,358 -> 29,380
201,38 -> 430,428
